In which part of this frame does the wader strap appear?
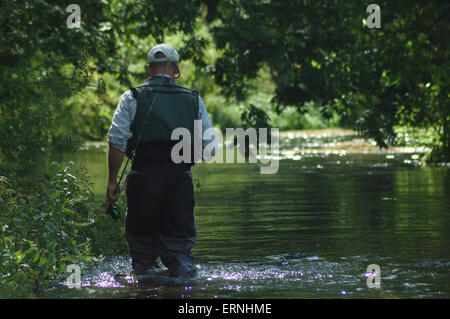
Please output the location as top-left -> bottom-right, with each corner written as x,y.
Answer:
130,87 -> 138,99
192,90 -> 200,120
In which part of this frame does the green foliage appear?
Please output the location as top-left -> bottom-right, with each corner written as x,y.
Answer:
0,0 -> 116,175
87,196 -> 129,257
0,161 -> 129,297
206,0 -> 450,160
204,91 -> 340,132
3,0 -> 448,165
1,0 -> 449,297
0,53 -> 90,175
0,163 -> 95,296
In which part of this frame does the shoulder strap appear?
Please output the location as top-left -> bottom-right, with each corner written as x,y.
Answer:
191,89 -> 200,120
130,87 -> 138,99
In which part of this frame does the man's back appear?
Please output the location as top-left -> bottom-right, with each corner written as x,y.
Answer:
106,44 -> 216,279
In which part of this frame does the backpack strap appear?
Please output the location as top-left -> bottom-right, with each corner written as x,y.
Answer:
130,87 -> 138,99
191,89 -> 200,120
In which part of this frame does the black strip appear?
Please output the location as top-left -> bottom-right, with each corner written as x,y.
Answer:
130,87 -> 138,99
136,84 -> 192,90
145,90 -> 195,95
192,90 -> 200,120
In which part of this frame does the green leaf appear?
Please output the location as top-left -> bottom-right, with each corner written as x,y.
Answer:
61,208 -> 76,215
39,257 -> 47,267
15,251 -> 25,264
32,252 -> 40,263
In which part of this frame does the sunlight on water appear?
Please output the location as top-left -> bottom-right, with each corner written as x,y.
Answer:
56,253 -> 361,298
52,129 -> 450,298
52,252 -> 450,298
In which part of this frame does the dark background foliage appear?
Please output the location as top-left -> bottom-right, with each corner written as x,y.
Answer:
0,0 -> 448,296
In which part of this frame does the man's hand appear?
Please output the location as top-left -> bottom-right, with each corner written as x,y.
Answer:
107,180 -> 121,204
107,145 -> 125,204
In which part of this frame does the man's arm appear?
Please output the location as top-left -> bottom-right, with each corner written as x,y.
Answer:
199,96 -> 218,160
106,90 -> 136,203
107,145 -> 124,204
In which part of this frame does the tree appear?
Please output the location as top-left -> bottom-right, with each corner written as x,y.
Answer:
0,0 -> 116,174
205,0 -> 450,161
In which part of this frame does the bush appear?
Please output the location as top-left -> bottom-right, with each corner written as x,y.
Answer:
0,162 -> 97,297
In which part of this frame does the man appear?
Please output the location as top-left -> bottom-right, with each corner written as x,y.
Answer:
106,43 -> 217,279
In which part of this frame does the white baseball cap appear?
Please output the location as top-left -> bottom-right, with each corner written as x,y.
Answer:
147,44 -> 179,63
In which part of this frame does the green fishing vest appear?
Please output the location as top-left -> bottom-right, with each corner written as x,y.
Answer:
126,76 -> 200,158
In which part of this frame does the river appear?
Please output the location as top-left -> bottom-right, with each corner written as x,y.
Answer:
43,129 -> 450,298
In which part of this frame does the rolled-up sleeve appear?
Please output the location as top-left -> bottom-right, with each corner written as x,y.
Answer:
107,90 -> 137,153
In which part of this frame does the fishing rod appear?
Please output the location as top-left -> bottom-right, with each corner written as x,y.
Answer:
106,50 -> 176,220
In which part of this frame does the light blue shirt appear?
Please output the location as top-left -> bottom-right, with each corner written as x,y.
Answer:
107,77 -> 217,157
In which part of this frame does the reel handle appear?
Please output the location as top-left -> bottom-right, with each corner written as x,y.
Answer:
106,203 -> 121,220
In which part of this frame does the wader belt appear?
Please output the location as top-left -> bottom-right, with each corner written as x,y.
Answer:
131,141 -> 193,172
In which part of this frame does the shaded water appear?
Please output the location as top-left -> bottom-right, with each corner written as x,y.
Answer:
45,132 -> 450,298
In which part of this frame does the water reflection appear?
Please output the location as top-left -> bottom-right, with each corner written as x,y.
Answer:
57,131 -> 450,298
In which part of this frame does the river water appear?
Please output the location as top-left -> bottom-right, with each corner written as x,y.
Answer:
44,130 -> 450,298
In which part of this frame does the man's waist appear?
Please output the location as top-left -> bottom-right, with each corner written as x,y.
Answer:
131,141 -> 194,170
131,160 -> 193,172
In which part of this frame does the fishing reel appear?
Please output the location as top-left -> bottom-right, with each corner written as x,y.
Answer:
106,204 -> 121,220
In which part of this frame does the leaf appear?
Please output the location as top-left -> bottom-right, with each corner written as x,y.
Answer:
46,242 -> 57,252
61,208 -> 76,216
39,257 -> 47,267
33,252 -> 40,263
15,251 -> 25,264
